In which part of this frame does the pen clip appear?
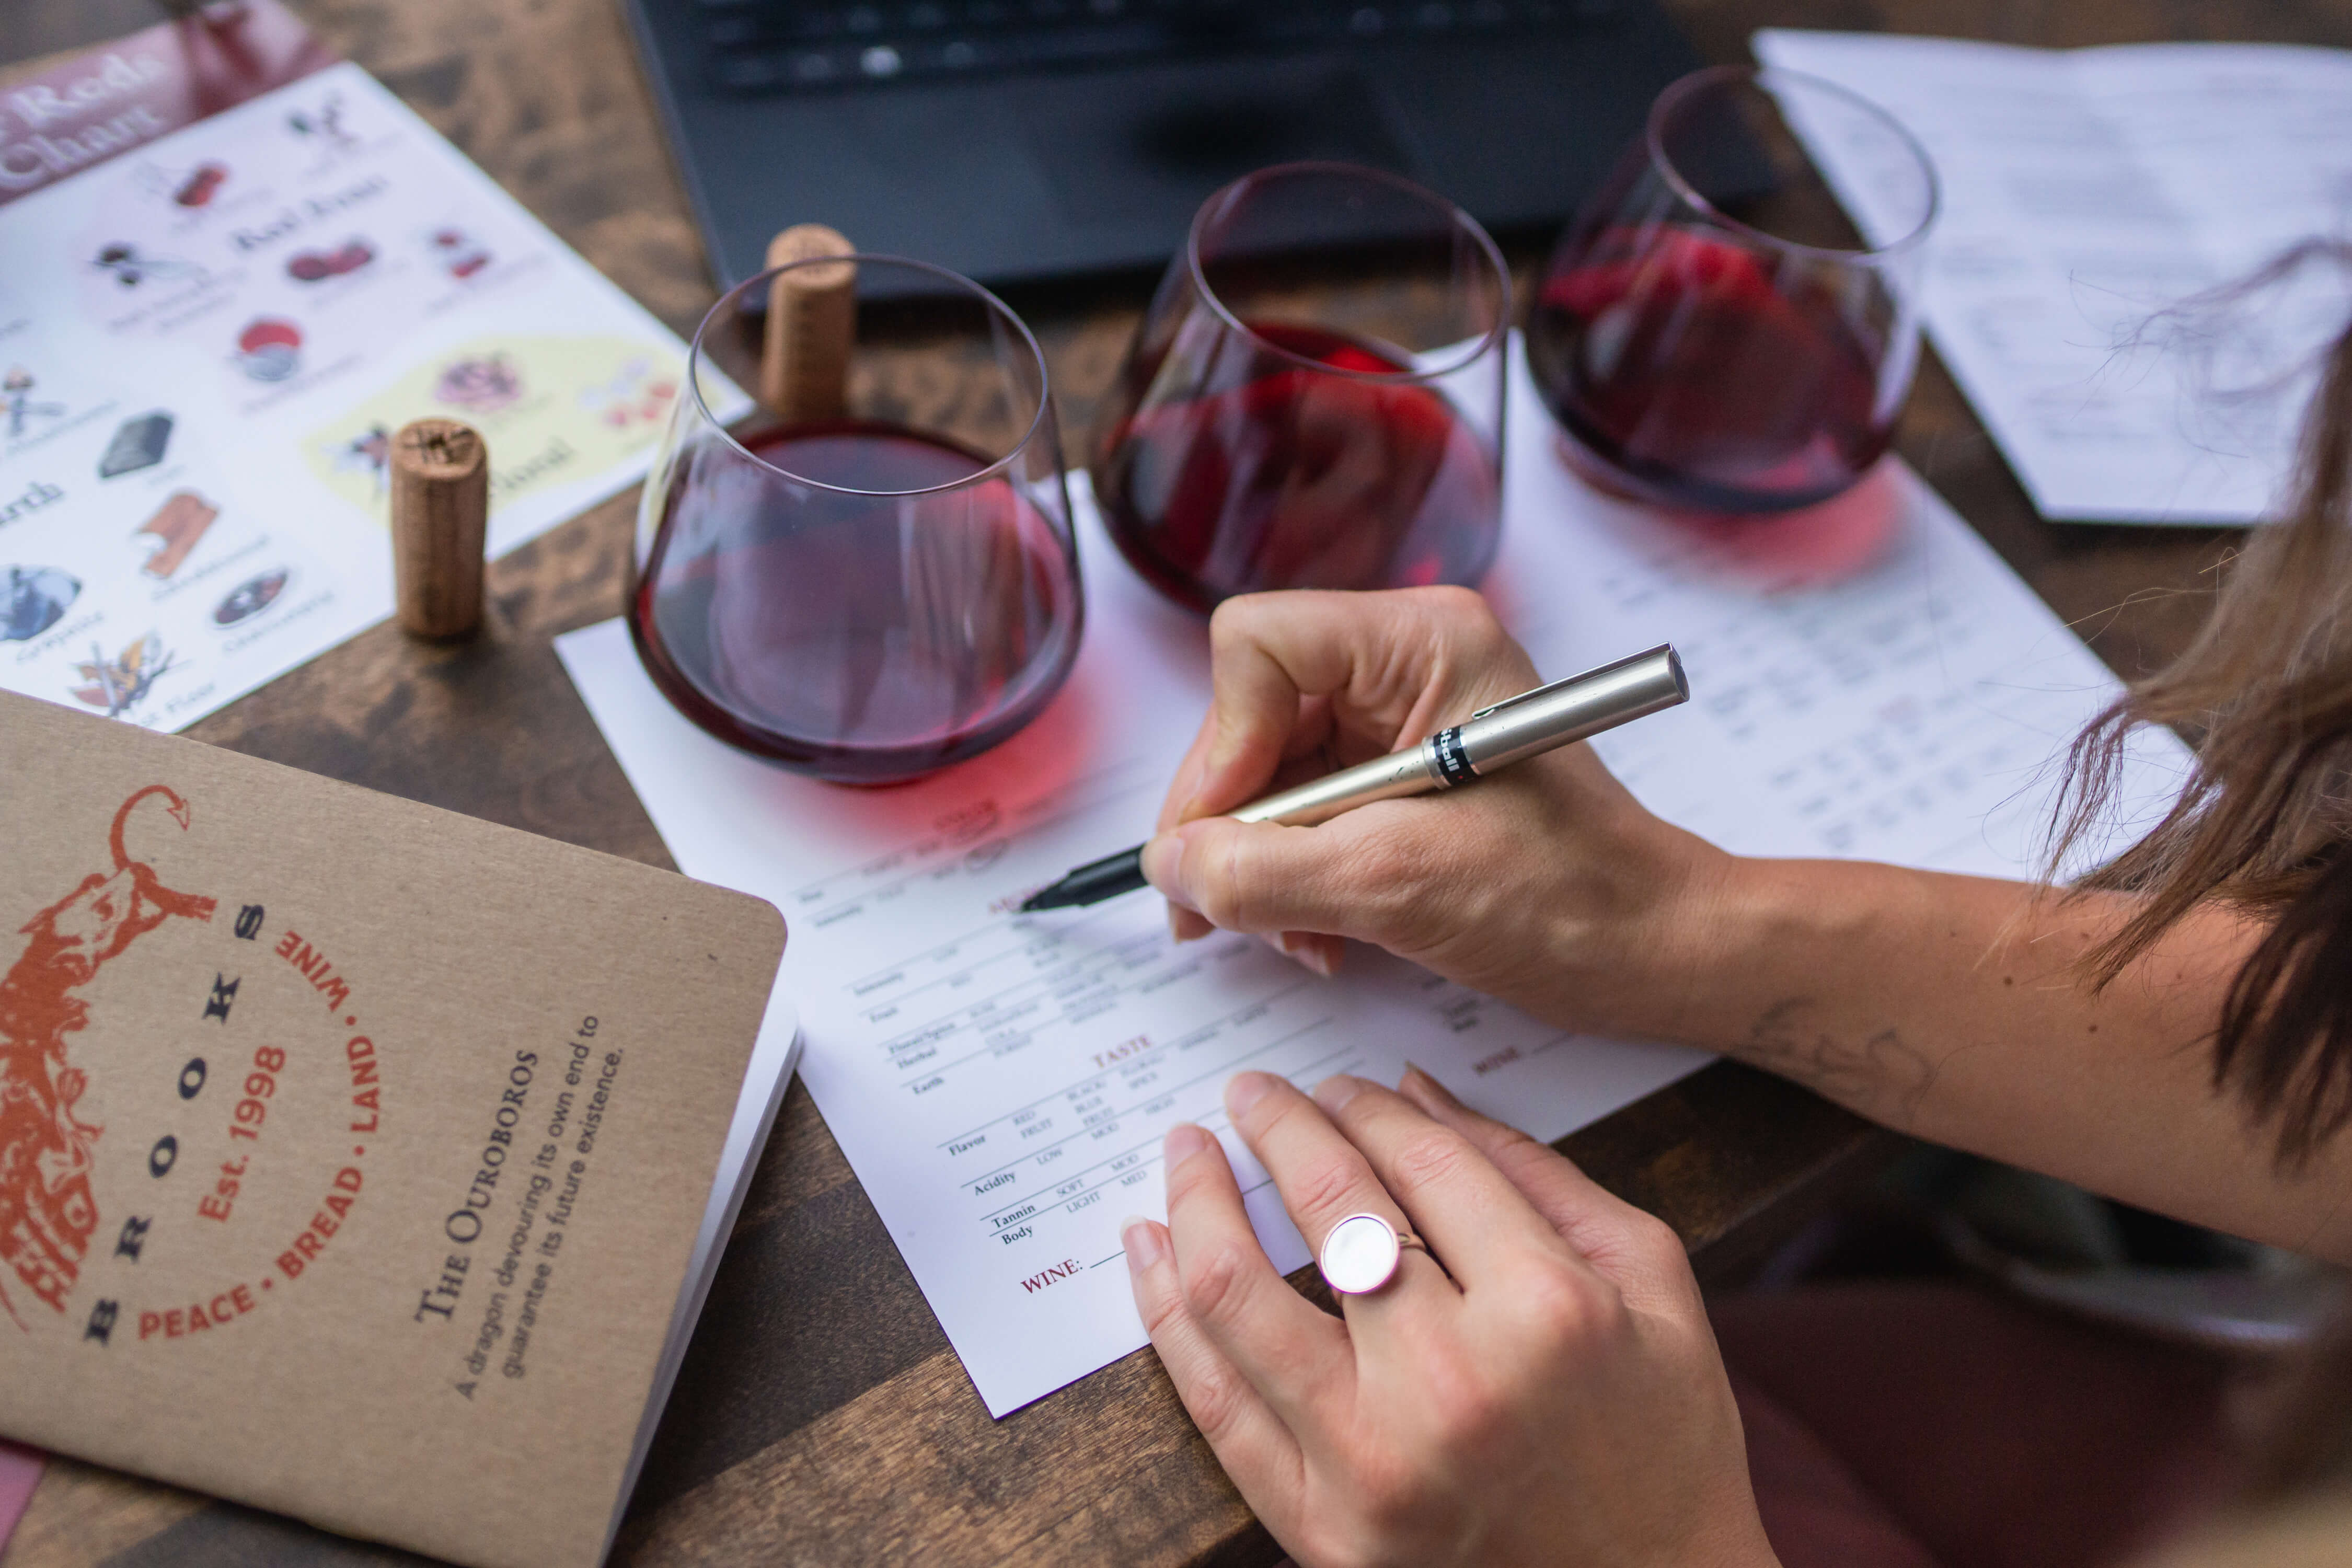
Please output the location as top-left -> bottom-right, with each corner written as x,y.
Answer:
1467,673 -> 1573,722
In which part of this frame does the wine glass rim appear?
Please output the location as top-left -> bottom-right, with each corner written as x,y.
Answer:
1184,159 -> 1513,384
1645,64 -> 1941,263
687,252 -> 1056,498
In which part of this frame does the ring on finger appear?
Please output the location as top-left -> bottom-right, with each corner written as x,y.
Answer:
1318,1212 -> 1431,1295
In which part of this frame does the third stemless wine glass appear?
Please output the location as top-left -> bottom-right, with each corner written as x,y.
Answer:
1092,162 -> 1511,613
1527,66 -> 1938,513
631,255 -> 1081,784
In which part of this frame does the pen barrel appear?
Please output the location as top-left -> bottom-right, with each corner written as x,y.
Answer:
1230,746 -> 1442,828
1456,644 -> 1687,774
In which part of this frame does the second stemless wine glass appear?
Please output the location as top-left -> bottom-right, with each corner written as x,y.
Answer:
1092,162 -> 1511,613
631,256 -> 1082,784
1527,66 -> 1939,513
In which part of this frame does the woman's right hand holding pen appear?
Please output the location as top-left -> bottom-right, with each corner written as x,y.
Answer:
1138,585 -> 1736,1043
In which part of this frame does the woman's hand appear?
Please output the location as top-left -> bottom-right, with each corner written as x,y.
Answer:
1139,587 -> 1731,1039
1123,1066 -> 1775,1568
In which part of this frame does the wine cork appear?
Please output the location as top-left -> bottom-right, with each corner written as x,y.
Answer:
389,418 -> 488,641
762,224 -> 857,422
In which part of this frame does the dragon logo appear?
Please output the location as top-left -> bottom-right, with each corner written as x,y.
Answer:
0,787 -> 215,1327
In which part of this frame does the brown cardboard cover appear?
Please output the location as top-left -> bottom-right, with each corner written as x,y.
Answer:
0,691 -> 786,1568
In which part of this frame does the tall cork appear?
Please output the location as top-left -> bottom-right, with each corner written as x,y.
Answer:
761,224 -> 857,422
389,418 -> 488,640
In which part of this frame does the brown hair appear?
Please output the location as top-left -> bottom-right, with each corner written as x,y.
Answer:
2051,242 -> 2352,1170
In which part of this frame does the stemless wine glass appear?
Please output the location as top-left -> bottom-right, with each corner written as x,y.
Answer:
1527,67 -> 1939,513
631,256 -> 1082,784
1091,162 -> 1512,613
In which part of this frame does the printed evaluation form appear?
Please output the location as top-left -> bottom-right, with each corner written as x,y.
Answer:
557,342 -> 2188,1416
1757,31 -> 2352,525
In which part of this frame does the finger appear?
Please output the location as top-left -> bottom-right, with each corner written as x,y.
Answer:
1190,587 -> 1532,820
1310,1074 -> 1573,1290
1122,1216 -> 1309,1538
1140,803 -> 1418,942
1161,1122 -> 1353,1422
1223,1071 -> 1455,1307
1397,1064 -> 1699,1314
1169,905 -> 1215,943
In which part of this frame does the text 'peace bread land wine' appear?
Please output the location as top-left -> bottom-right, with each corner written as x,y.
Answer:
631,420 -> 1081,783
1094,321 -> 1502,613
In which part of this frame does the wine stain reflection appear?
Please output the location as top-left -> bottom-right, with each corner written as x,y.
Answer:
1563,435 -> 1905,594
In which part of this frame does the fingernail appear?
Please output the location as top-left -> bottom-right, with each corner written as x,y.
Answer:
1168,754 -> 1208,823
1224,1070 -> 1278,1120
1296,940 -> 1336,979
1122,1215 -> 1167,1270
1400,1062 -> 1460,1108
1313,1073 -> 1366,1114
1165,1122 -> 1212,1166
1140,833 -> 1193,910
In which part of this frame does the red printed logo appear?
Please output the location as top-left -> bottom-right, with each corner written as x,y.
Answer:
0,786 -> 214,1325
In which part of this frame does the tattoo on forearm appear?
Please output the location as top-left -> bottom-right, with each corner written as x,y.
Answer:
1737,998 -> 1942,1124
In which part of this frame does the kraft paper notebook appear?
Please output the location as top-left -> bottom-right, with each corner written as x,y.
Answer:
0,691 -> 796,1568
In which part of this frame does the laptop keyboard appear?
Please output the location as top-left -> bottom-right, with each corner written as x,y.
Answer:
695,0 -> 1622,94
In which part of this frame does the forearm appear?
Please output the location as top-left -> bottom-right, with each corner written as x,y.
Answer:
1621,856 -> 2352,1263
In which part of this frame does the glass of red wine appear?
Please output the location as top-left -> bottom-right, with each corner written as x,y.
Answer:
1527,67 -> 1939,513
1091,162 -> 1511,612
631,256 -> 1082,784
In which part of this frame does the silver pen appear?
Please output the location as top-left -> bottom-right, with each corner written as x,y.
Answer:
1017,644 -> 1688,912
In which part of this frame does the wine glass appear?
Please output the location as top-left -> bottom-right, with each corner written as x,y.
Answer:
1091,162 -> 1511,613
631,256 -> 1082,784
1526,66 -> 1939,513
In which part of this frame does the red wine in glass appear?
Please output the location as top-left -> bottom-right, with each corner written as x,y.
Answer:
1527,227 -> 1891,513
1529,66 -> 1935,514
1095,321 -> 1501,613
631,420 -> 1082,783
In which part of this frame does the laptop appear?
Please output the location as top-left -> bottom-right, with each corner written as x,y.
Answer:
624,0 -> 1703,290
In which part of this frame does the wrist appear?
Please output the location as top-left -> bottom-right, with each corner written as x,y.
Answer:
1560,844 -> 1858,1048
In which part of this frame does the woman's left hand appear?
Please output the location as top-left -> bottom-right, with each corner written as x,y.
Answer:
1122,1066 -> 1776,1568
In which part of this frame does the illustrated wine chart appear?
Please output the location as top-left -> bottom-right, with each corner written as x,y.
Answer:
0,40 -> 744,732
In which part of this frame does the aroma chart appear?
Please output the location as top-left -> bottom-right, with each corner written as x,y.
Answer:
0,59 -> 742,731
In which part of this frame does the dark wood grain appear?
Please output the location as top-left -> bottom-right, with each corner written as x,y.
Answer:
8,0 -> 2347,1563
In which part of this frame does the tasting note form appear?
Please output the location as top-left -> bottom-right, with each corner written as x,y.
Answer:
1756,30 -> 2352,525
0,694 -> 786,1568
557,340 -> 2188,1417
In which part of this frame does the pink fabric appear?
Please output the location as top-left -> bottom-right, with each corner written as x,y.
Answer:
0,1439 -> 44,1552
1730,1369 -> 1943,1568
1717,1282 -> 2239,1568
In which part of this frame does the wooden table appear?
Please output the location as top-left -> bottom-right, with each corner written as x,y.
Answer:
8,0 -> 2347,1562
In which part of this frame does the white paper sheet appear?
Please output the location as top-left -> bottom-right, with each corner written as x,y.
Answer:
1755,30 -> 2352,525
608,997 -> 801,1556
0,61 -> 745,731
556,340 -> 2187,1416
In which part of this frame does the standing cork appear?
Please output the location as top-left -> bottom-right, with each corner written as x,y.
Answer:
761,224 -> 857,423
390,418 -> 488,640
